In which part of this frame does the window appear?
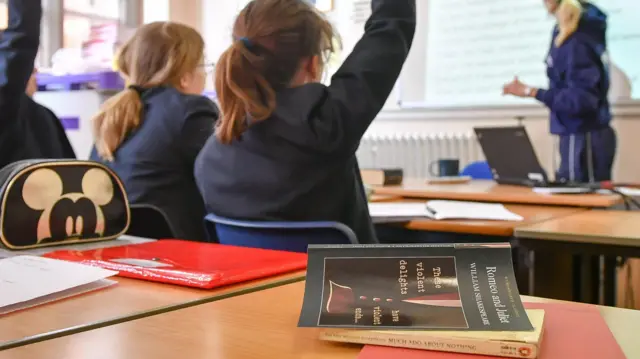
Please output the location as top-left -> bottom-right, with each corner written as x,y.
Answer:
0,0 -> 7,29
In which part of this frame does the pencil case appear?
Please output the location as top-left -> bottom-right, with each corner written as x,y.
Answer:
0,160 -> 130,249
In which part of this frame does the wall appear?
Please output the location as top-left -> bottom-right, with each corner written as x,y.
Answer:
370,102 -> 640,182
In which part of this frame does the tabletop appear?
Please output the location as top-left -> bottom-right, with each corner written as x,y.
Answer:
404,204 -> 587,237
515,209 -> 640,247
3,281 -> 638,359
0,270 -> 305,350
373,179 -> 621,208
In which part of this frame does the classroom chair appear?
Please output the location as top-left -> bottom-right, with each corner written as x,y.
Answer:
126,204 -> 175,239
460,161 -> 493,179
204,214 -> 358,253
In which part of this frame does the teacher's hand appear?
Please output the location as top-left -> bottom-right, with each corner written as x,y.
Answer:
502,76 -> 533,98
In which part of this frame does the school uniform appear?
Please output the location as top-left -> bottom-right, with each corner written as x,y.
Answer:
90,87 -> 218,242
194,0 -> 416,244
535,2 -> 616,182
0,0 -> 75,169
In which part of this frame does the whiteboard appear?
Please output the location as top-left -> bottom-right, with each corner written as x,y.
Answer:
423,0 -> 640,107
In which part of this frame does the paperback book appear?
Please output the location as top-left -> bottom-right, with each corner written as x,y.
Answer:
320,309 -> 545,358
298,243 -> 533,331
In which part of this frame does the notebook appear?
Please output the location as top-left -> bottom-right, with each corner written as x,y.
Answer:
356,302 -> 626,359
43,240 -> 307,289
368,201 -> 523,221
0,256 -> 117,315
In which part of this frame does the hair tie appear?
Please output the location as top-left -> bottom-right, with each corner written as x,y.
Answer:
128,85 -> 144,95
238,37 -> 253,49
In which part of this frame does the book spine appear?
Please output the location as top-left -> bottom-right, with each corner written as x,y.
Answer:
319,331 -> 537,359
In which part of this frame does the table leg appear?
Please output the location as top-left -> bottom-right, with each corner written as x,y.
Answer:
603,256 -> 618,306
572,254 -> 584,302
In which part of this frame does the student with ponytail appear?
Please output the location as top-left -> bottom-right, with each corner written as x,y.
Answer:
195,0 -> 416,243
503,0 -> 616,183
90,22 -> 218,241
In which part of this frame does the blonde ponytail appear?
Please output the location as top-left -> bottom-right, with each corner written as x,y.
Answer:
91,88 -> 143,162
555,0 -> 583,46
91,21 -> 205,161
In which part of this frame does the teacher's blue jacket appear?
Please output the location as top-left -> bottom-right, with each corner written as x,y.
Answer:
535,2 -> 611,135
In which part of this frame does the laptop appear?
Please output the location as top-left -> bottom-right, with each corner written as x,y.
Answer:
473,126 -> 551,187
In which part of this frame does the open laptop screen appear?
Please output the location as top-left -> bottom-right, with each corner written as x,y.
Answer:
474,126 -> 549,185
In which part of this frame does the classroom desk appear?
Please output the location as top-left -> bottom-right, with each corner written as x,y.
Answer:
515,210 -> 640,306
404,204 -> 586,237
515,210 -> 640,249
373,179 -> 621,208
0,271 -> 305,351
3,281 -> 637,359
368,194 -> 403,203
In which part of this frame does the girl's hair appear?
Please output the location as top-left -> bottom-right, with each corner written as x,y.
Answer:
555,0 -> 583,46
92,22 -> 205,161
215,0 -> 337,144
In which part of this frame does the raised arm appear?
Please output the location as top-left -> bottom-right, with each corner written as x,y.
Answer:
313,0 -> 416,155
0,0 -> 42,130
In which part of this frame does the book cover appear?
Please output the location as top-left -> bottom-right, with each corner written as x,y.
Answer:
357,302 -> 626,359
320,309 -> 544,358
43,240 -> 307,289
298,243 -> 533,331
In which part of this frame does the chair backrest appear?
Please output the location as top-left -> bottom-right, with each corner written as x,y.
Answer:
204,214 -> 357,253
460,161 -> 493,179
127,204 -> 175,239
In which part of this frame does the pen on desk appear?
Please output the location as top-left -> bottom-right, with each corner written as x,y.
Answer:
425,205 -> 437,216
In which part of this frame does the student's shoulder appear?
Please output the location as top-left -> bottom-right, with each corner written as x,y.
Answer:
276,82 -> 330,113
153,87 -> 219,117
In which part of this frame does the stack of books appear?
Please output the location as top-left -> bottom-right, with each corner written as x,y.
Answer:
295,243 -> 626,358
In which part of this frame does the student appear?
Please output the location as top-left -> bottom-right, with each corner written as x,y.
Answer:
0,0 -> 75,169
194,0 -> 416,243
24,68 -> 76,159
503,0 -> 616,183
90,22 -> 218,242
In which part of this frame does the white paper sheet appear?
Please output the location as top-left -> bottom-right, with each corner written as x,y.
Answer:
0,256 -> 118,308
368,201 -> 523,221
426,200 -> 524,221
0,278 -> 116,315
368,202 -> 432,219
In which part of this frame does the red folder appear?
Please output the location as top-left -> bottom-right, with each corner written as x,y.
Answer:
43,240 -> 307,289
357,302 -> 626,359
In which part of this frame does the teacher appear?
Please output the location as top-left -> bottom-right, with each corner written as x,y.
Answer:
503,0 -> 616,183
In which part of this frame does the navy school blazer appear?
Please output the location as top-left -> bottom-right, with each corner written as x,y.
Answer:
194,0 -> 416,244
91,87 -> 219,242
0,0 -> 75,169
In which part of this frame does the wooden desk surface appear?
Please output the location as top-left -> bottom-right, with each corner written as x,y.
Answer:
0,271 -> 305,350
405,204 -> 587,237
4,281 -> 638,359
369,194 -> 403,203
373,179 -> 621,208
515,210 -> 640,247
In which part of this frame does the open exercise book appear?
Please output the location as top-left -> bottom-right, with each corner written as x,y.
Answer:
0,256 -> 117,315
368,201 -> 523,222
298,243 -> 543,358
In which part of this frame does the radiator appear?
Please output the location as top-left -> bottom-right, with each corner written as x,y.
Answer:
356,133 -> 484,178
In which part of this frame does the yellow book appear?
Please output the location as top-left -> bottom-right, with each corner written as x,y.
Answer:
319,309 -> 545,359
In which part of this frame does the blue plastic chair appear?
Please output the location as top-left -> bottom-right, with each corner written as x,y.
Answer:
460,161 -> 493,180
204,214 -> 358,253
